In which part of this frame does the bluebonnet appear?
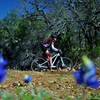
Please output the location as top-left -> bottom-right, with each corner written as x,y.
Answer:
73,55 -> 100,89
0,53 -> 8,83
24,75 -> 32,84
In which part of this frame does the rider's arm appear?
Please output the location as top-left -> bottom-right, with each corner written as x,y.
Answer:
51,42 -> 59,52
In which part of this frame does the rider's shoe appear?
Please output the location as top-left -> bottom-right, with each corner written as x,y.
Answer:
62,64 -> 66,68
51,65 -> 56,68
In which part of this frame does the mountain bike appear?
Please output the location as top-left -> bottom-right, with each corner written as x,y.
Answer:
31,52 -> 73,71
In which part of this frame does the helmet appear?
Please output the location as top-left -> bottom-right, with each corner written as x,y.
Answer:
50,34 -> 57,38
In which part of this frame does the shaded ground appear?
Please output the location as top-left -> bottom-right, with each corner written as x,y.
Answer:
0,70 -> 100,99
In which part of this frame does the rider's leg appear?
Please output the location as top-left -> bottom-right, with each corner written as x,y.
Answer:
45,50 -> 53,70
46,50 -> 56,70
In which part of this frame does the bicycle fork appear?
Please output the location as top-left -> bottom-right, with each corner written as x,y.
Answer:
61,57 -> 65,67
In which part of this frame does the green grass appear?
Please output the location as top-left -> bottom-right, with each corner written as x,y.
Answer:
0,86 -> 100,100
0,86 -> 56,100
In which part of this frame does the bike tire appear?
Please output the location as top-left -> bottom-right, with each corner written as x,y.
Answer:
57,57 -> 73,70
31,57 -> 48,71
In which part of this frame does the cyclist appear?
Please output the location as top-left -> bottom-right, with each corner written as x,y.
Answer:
41,34 -> 61,70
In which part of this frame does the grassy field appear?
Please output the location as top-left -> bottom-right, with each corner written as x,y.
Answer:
0,70 -> 100,100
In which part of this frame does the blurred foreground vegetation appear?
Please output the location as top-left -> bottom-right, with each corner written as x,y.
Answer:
1,70 -> 100,100
1,87 -> 100,100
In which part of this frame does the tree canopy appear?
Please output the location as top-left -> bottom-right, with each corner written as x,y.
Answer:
0,0 -> 100,69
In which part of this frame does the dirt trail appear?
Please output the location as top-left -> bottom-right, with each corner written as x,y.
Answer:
0,70 -> 100,99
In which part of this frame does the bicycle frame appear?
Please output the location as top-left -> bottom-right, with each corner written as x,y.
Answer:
38,53 -> 63,68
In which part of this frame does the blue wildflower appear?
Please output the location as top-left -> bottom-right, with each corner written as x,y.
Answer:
73,56 -> 100,89
0,53 -> 8,83
73,68 -> 85,84
24,75 -> 32,84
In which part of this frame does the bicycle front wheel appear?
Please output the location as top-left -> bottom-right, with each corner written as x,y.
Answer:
60,57 -> 73,70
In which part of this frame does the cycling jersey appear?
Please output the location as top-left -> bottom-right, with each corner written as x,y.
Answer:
41,37 -> 58,52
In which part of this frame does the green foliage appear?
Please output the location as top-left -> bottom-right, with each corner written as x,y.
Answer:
0,87 -> 55,100
0,91 -> 16,100
75,92 -> 100,100
0,0 -> 99,69
33,20 -> 47,31
88,93 -> 100,100
92,46 -> 100,56
1,87 -> 100,100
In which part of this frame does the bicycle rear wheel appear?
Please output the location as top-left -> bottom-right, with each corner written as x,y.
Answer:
31,57 -> 48,71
